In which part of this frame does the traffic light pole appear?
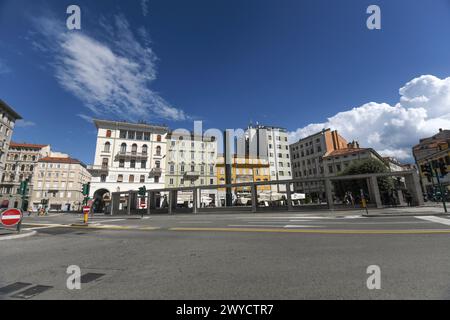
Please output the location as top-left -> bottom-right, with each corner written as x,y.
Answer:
430,162 -> 448,214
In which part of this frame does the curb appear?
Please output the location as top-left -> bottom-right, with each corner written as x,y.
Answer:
364,213 -> 450,218
0,230 -> 37,241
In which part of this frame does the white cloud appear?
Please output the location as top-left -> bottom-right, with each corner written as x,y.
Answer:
289,75 -> 450,161
141,0 -> 150,17
33,14 -> 187,122
16,120 -> 36,128
77,114 -> 94,123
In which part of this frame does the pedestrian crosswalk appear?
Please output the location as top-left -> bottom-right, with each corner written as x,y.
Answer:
415,216 -> 450,226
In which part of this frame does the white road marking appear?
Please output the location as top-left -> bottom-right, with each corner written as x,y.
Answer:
91,219 -> 126,224
229,225 -> 286,228
284,225 -> 320,228
415,216 -> 450,226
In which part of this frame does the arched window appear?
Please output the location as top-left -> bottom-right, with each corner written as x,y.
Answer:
12,164 -> 16,171
131,144 -> 138,155
101,175 -> 107,183
32,156 -> 36,161
14,154 -> 18,161
120,143 -> 127,154
30,165 -> 34,172
21,165 -> 25,171
157,135 -> 162,142
142,145 -> 148,155
156,146 -> 161,156
106,130 -> 112,138
129,175 -> 135,183
155,161 -> 161,169
117,175 -> 123,183
22,155 -> 27,161
104,142 -> 111,152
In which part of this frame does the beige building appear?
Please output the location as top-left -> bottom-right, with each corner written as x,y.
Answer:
30,156 -> 91,212
166,132 -> 217,188
0,142 -> 51,210
290,129 -> 348,198
0,100 -> 23,179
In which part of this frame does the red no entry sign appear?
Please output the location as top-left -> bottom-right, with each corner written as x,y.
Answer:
1,209 -> 23,227
83,206 -> 91,214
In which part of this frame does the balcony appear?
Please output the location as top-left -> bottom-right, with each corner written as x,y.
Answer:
149,168 -> 162,177
87,165 -> 109,176
183,171 -> 200,180
115,151 -> 149,161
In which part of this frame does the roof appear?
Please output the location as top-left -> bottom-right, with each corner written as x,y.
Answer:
93,119 -> 169,132
0,99 -> 22,120
38,157 -> 86,167
324,147 -> 368,158
9,142 -> 49,149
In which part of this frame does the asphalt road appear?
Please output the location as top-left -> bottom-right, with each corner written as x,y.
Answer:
2,209 -> 450,300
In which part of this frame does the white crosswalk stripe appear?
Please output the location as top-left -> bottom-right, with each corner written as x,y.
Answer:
415,216 -> 450,226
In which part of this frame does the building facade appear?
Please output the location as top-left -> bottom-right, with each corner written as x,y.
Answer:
323,142 -> 389,177
216,154 -> 271,202
290,129 -> 348,198
0,100 -> 22,179
88,120 -> 169,211
165,132 -> 217,188
246,125 -> 292,192
0,143 -> 51,210
30,157 -> 91,212
413,129 -> 450,195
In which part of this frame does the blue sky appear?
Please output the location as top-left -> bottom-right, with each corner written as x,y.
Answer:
1,0 -> 450,163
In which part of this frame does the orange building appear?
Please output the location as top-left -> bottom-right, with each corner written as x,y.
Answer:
216,154 -> 271,193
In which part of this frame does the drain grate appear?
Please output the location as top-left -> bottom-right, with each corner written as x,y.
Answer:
81,273 -> 105,284
0,282 -> 32,295
11,285 -> 53,299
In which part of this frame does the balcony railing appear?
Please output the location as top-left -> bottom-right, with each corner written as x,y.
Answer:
115,151 -> 149,160
149,168 -> 162,177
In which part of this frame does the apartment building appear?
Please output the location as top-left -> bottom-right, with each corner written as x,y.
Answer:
216,154 -> 271,202
30,156 -> 91,212
413,129 -> 450,194
323,141 -> 388,177
290,129 -> 348,198
165,131 -> 217,188
0,100 -> 22,178
88,120 -> 169,211
246,124 -> 292,192
0,142 -> 50,210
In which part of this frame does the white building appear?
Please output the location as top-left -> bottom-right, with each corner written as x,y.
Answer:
0,100 -> 22,178
246,125 -> 292,192
88,120 -> 169,212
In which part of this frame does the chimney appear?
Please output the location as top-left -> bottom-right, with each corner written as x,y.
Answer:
439,128 -> 443,132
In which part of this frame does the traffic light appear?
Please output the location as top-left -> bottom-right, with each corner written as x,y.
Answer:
19,179 -> 29,196
422,163 -> 433,178
138,186 -> 147,196
82,183 -> 91,196
439,161 -> 448,177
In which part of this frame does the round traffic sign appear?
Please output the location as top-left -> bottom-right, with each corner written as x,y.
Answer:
83,206 -> 91,214
1,209 -> 22,227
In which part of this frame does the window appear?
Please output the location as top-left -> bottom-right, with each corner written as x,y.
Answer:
154,176 -> 160,183
169,178 -> 174,185
102,158 -> 109,168
155,161 -> 161,169
120,143 -> 127,153
130,160 -> 136,169
142,145 -> 148,155
131,144 -> 138,155
144,132 -> 150,141
157,135 -> 162,142
106,130 -> 112,138
120,130 -> 127,139
140,175 -> 145,183
128,131 -> 136,140
136,132 -> 143,140
129,175 -> 135,183
101,175 -> 106,183
104,142 -> 111,152
119,160 -> 125,168
156,146 -> 162,156
141,160 -> 147,169
170,164 -> 175,174
117,175 -> 123,183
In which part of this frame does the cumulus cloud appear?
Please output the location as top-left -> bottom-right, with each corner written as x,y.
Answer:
289,75 -> 450,161
32,14 -> 187,122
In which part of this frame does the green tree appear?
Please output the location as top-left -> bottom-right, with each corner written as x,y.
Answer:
334,158 -> 393,202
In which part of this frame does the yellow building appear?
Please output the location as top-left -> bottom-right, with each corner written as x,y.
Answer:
216,155 -> 271,193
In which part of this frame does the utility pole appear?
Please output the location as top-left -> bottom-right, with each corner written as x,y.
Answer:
428,161 -> 447,213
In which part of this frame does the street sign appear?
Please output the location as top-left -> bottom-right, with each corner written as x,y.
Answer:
1,208 -> 23,227
83,206 -> 91,214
